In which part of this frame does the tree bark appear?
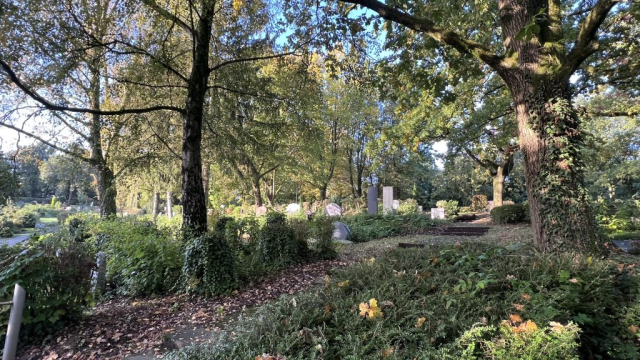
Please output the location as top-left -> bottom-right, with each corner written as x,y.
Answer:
492,165 -> 505,207
320,185 -> 328,201
252,176 -> 263,207
180,6 -> 214,235
202,163 -> 210,208
152,190 -> 160,221
89,64 -> 117,217
166,190 -> 173,218
510,80 -> 600,253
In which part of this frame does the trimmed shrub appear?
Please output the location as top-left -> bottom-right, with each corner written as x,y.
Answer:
0,226 -> 12,238
90,218 -> 182,296
436,200 -> 460,217
397,198 -> 419,215
490,204 -> 527,224
0,235 -> 94,342
182,218 -> 237,297
12,210 -> 38,228
258,212 -> 308,268
308,216 -> 337,260
471,194 -> 488,212
343,214 -> 436,243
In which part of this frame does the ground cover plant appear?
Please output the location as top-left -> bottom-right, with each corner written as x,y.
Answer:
167,242 -> 640,360
341,213 -> 439,242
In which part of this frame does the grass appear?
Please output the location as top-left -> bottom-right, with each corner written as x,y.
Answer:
39,217 -> 58,226
609,231 -> 640,241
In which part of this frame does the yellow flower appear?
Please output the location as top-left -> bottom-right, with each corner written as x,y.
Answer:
359,298 -> 383,319
338,280 -> 350,288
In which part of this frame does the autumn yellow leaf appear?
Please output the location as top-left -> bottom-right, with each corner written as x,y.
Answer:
509,314 -> 523,324
232,0 -> 246,11
338,280 -> 349,288
359,298 -> 383,319
521,293 -> 531,301
382,346 -> 395,358
550,321 -> 565,333
514,320 -> 538,333
432,258 -> 440,265
512,303 -> 525,311
629,325 -> 639,334
324,304 -> 331,314
416,317 -> 426,328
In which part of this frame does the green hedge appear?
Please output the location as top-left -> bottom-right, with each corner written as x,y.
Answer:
342,213 -> 437,243
166,242 -> 640,360
0,235 -> 94,342
490,204 -> 528,224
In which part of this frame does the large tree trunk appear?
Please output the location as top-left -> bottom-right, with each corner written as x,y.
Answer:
180,7 -> 214,235
252,176 -> 263,207
166,190 -> 173,218
97,164 -> 117,216
89,64 -> 117,217
510,80 -> 600,253
319,185 -> 328,201
496,0 -> 603,254
492,166 -> 505,208
152,190 -> 160,221
202,163 -> 210,208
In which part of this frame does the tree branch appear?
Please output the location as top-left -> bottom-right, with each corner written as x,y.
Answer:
209,51 -> 300,72
559,0 -> 620,82
338,0 -> 505,71
1,59 -> 185,115
141,0 -> 194,35
0,121 -> 88,161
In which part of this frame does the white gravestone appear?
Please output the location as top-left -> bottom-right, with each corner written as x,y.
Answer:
325,203 -> 343,217
383,187 -> 393,214
431,208 -> 445,219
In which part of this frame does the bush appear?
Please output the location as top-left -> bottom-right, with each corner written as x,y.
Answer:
0,235 -> 94,342
258,213 -> 308,268
167,242 -> 640,360
490,204 -> 527,224
342,213 -> 436,243
90,218 -> 182,296
12,210 -> 38,228
308,216 -> 337,260
459,206 -> 472,214
471,194 -> 488,212
0,226 -> 12,238
397,198 -> 419,215
182,218 -> 238,296
436,200 -> 460,218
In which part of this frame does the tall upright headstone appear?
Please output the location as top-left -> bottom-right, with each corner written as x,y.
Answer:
383,186 -> 393,214
367,187 -> 378,215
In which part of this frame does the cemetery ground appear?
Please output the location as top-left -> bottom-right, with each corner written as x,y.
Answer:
17,223 -> 640,360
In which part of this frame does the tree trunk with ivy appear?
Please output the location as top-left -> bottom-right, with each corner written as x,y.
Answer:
340,0 -> 618,253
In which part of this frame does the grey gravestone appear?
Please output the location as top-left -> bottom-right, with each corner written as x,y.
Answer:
367,187 -> 378,215
613,240 -> 640,254
255,206 -> 268,216
418,206 -> 423,213
94,252 -> 107,293
286,203 -> 301,213
487,201 -> 494,211
325,203 -> 343,217
392,200 -> 400,210
332,221 -> 351,241
431,208 -> 445,219
383,187 -> 393,213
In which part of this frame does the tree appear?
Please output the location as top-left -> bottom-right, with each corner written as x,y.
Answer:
40,154 -> 93,206
0,153 -> 19,204
338,0 -> 638,253
1,0 -> 307,234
